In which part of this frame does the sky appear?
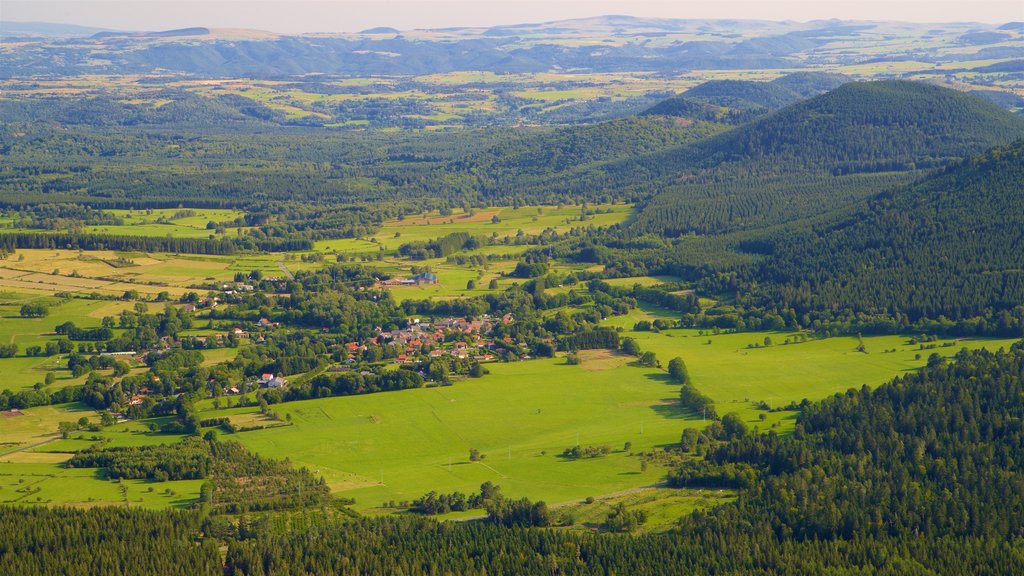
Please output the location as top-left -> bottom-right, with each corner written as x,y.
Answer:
3,0 -> 1022,34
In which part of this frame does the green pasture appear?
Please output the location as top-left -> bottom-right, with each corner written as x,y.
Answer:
0,403 -> 99,452
202,356 -> 682,511
178,327 -> 1017,511
551,487 -> 736,534
0,459 -> 203,508
315,204 -> 634,254
14,208 -> 248,239
381,257 -> 593,303
1,326 -> 1016,512
603,313 -> 1021,423
0,294 -> 135,391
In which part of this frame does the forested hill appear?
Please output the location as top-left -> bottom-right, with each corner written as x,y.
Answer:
750,139 -> 1024,322
432,116 -> 726,202
769,71 -> 850,97
640,72 -> 850,123
639,97 -> 725,122
676,78 -> 801,110
629,81 -> 1024,235
689,80 -> 1024,173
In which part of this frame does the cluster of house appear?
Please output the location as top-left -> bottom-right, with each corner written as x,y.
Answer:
337,314 -> 528,365
376,272 -> 439,287
181,296 -> 219,314
221,373 -> 288,396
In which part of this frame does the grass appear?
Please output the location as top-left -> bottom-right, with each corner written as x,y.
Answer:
603,318 -> 1021,425
314,204 -> 635,254
202,357 -> 685,511
552,487 -> 736,534
181,328 -> 1017,512
0,403 -> 99,453
2,327 -> 1015,512
0,292 -> 139,391
4,208 -> 247,239
0,459 -> 203,508
313,205 -> 632,303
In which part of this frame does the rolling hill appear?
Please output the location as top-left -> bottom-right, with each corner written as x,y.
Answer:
641,72 -> 851,123
629,81 -> 1024,235
679,78 -> 803,110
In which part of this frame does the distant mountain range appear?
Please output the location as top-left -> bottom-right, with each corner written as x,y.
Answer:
1,16 -> 1021,78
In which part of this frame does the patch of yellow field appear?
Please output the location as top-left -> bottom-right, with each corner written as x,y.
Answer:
1,451 -> 71,464
576,349 -> 632,372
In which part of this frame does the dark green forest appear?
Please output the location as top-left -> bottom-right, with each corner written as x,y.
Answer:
751,140 -> 1024,321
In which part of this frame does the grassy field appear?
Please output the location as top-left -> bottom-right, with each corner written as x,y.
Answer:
315,204 -> 635,254
603,306 -> 1021,422
1,327 -> 1015,512
0,402 -> 99,452
313,204 -> 631,302
174,329 -> 1015,511
0,292 -> 140,391
0,249 -> 297,297
550,486 -> 736,534
0,458 -> 203,508
197,353 -> 676,511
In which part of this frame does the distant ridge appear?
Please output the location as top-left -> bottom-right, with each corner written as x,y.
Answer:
92,27 -> 210,39
0,21 -> 119,37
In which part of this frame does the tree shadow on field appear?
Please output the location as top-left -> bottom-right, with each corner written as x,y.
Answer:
650,399 -> 699,421
643,372 -> 675,386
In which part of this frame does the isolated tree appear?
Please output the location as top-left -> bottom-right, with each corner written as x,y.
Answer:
621,338 -> 640,356
57,421 -> 77,439
668,357 -> 689,384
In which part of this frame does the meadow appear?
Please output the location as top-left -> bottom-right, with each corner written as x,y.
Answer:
24,327 -> 998,512
315,203 -> 635,254
313,203 -> 631,301
83,208 -> 249,238
1,322 -> 1016,512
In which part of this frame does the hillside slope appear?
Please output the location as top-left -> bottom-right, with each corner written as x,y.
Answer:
757,139 -> 1024,321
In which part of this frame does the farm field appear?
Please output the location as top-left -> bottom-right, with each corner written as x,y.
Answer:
82,208 -> 249,238
0,402 -> 99,452
1,208 -> 248,239
0,249 -> 295,295
204,354 -> 680,511
314,203 -> 635,254
549,486 -> 736,534
0,293 -> 139,391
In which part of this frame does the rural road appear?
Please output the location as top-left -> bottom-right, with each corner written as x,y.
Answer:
276,260 -> 295,280
0,435 -> 59,458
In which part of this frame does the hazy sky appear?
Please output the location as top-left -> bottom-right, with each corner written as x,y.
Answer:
4,1 -> 1022,33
